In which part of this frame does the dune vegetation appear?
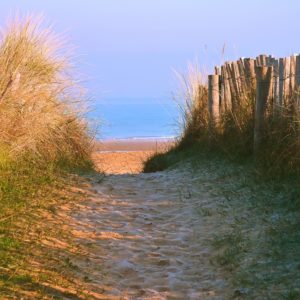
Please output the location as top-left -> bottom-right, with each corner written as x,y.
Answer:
143,63 -> 300,298
0,16 -> 96,298
144,61 -> 300,177
0,16 -> 93,166
0,15 -> 94,206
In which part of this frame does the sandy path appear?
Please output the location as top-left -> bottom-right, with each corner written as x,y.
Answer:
68,150 -> 226,299
92,151 -> 153,174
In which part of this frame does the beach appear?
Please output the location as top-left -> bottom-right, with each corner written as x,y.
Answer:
93,138 -> 174,174
63,142 -> 227,299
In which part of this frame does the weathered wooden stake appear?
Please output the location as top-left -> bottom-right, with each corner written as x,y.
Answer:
237,59 -> 246,94
279,58 -> 284,107
233,62 -> 241,96
296,55 -> 300,108
290,55 -> 297,92
272,58 -> 280,111
259,54 -> 267,66
208,75 -> 220,132
219,75 -> 225,113
254,66 -> 273,156
283,57 -> 291,102
221,65 -> 232,111
244,58 -> 256,90
296,55 -> 300,88
214,66 -> 221,75
226,63 -> 236,110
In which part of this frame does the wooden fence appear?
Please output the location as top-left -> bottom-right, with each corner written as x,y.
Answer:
207,54 -> 300,154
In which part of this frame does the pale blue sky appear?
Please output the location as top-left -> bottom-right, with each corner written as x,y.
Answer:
0,0 -> 299,100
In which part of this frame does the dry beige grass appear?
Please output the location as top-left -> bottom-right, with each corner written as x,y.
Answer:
0,16 -> 94,297
0,16 -> 93,166
156,61 -> 300,175
174,63 -> 209,145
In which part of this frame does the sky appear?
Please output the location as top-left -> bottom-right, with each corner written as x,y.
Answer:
0,0 -> 299,101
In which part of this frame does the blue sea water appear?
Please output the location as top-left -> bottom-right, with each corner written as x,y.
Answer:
88,98 -> 180,140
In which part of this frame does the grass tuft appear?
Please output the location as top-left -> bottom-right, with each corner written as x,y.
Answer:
0,15 -> 93,168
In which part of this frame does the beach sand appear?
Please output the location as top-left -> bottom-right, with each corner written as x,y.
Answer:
61,142 -> 226,299
93,138 -> 174,174
54,138 -> 226,299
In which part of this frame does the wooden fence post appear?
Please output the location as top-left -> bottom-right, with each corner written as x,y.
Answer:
237,59 -> 246,94
254,66 -> 273,156
279,58 -> 284,107
226,62 -> 236,111
214,66 -> 221,75
283,57 -> 291,103
208,75 -> 220,133
272,58 -> 280,111
296,55 -> 300,88
290,55 -> 297,91
233,61 -> 241,97
221,65 -> 232,111
219,74 -> 225,113
244,58 -> 256,89
296,55 -> 300,108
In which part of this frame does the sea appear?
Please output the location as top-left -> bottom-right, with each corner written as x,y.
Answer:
88,97 -> 181,140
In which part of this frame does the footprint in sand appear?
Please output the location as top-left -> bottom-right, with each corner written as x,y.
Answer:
69,151 -> 226,299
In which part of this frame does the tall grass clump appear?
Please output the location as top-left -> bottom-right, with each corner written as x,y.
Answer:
173,63 -> 256,158
218,85 -> 256,158
143,64 -> 210,172
0,16 -> 93,169
0,17 -> 95,297
259,97 -> 300,177
174,64 -> 209,148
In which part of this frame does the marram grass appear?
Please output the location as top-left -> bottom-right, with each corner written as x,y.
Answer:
0,16 -> 95,298
0,16 -> 93,168
145,61 -> 300,177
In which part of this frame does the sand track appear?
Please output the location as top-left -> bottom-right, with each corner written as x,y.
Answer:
70,162 -> 226,299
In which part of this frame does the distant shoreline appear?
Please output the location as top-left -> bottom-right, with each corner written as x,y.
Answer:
95,136 -> 176,152
100,136 -> 176,141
